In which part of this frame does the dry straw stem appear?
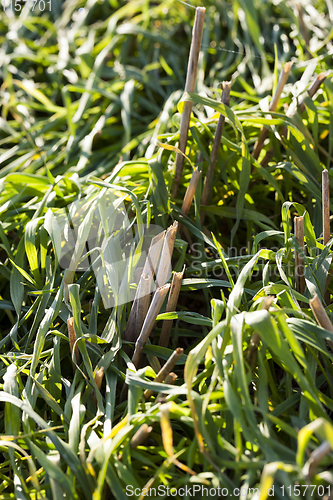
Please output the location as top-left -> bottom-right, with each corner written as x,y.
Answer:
130,424 -> 153,449
124,274 -> 153,343
92,366 -> 104,406
309,293 -> 333,348
286,72 -> 328,121
155,221 -> 178,288
246,296 -> 274,370
142,230 -> 166,277
181,167 -> 201,217
67,317 -> 81,368
322,170 -> 330,245
132,283 -> 171,368
294,215 -> 305,296
159,266 -> 185,348
156,372 -> 178,403
252,62 -> 293,161
144,347 -> 183,400
307,441 -> 332,478
124,231 -> 165,343
172,7 -> 206,198
260,72 -> 327,168
201,81 -> 231,219
297,3 -> 310,49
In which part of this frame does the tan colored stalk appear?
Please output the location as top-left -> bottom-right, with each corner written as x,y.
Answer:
309,293 -> 333,337
92,366 -> 104,406
132,284 -> 171,368
294,215 -> 305,295
155,221 -> 178,288
295,72 -> 328,115
322,170 -> 330,245
156,372 -> 178,403
130,424 -> 153,449
297,3 -> 310,49
252,62 -> 293,160
144,348 -> 183,400
181,168 -> 201,217
163,372 -> 178,385
124,274 -> 153,343
67,317 -> 81,368
201,81 -> 231,219
159,266 -> 185,348
142,230 -> 166,277
172,7 -> 206,198
307,441 -> 332,478
124,231 -> 165,343
246,296 -> 274,370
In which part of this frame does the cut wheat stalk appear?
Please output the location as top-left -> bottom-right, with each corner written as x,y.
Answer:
155,221 -> 178,288
307,441 -> 332,479
297,3 -> 310,50
142,230 -> 166,277
252,62 -> 293,161
92,366 -> 104,406
295,72 -> 328,115
172,7 -> 206,198
181,167 -> 201,217
156,372 -> 178,403
294,215 -> 305,296
159,266 -> 185,348
144,348 -> 183,400
124,231 -> 165,343
309,293 -> 333,349
67,317 -> 81,369
132,284 -> 171,368
124,274 -> 153,343
130,424 -> 153,449
201,81 -> 231,221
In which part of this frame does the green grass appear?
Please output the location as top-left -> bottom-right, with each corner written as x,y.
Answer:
1,0 -> 333,499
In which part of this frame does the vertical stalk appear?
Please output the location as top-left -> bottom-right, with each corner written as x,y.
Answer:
309,293 -> 333,347
297,3 -> 310,49
67,317 -> 81,369
132,284 -> 170,368
181,168 -> 201,217
124,231 -> 165,343
159,266 -> 185,348
201,81 -> 231,221
155,221 -> 178,288
172,7 -> 206,198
